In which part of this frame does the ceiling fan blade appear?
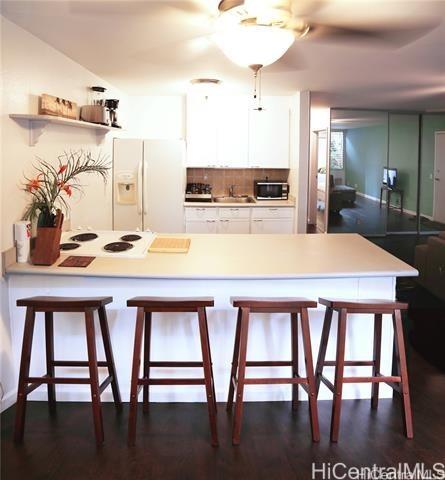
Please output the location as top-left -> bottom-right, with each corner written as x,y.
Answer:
68,0 -> 215,18
290,0 -> 327,18
264,43 -> 307,72
307,19 -> 440,48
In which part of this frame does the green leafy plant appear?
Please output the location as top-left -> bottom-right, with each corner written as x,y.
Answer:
22,150 -> 110,227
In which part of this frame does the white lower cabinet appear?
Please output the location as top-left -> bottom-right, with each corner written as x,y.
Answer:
185,206 -> 294,234
218,219 -> 250,234
251,218 -> 294,234
186,219 -> 218,233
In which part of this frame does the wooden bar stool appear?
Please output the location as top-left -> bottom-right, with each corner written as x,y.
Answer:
227,297 -> 320,445
14,296 -> 122,446
315,298 -> 413,442
126,297 -> 218,447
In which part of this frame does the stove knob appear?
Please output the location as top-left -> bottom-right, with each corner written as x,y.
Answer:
87,226 -> 92,231
77,226 -> 83,230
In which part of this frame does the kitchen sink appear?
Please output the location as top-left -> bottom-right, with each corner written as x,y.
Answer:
213,196 -> 256,204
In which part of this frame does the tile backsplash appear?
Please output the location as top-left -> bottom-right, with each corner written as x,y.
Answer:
187,168 -> 290,197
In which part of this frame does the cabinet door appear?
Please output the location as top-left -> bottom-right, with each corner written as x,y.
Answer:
216,95 -> 249,168
186,219 -> 218,233
218,219 -> 250,234
186,95 -> 218,167
248,97 -> 290,168
251,218 -> 294,234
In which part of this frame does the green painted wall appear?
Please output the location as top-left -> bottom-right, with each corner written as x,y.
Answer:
345,124 -> 388,200
387,114 -> 419,213
421,114 -> 445,217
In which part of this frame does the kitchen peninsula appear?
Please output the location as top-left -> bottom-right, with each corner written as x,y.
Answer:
6,233 -> 417,404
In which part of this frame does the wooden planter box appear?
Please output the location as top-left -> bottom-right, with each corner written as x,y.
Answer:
31,211 -> 63,266
31,227 -> 62,266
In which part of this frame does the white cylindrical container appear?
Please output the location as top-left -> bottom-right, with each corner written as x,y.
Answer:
14,221 -> 31,263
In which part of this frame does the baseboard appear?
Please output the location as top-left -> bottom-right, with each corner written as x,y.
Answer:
355,191 -> 433,219
0,389 -> 17,413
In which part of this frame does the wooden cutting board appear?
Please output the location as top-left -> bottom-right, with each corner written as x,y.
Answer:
148,237 -> 191,253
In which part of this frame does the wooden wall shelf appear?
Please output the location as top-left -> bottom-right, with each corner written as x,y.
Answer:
9,114 -> 122,146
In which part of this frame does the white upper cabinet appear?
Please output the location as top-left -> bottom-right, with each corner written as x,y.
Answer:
216,95 -> 249,168
186,94 -> 291,169
186,95 -> 218,167
248,96 -> 290,169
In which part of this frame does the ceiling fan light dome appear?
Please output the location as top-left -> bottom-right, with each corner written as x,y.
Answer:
214,24 -> 295,68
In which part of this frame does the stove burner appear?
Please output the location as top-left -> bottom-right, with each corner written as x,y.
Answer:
60,243 -> 81,251
70,233 -> 98,242
120,234 -> 142,242
103,241 -> 134,253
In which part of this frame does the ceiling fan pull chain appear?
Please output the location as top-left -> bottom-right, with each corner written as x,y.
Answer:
258,68 -> 263,111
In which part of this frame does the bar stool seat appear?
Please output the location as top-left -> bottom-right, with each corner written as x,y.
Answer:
315,297 -> 412,442
17,296 -> 112,310
14,296 -> 121,446
227,297 -> 320,445
127,296 -> 214,310
127,296 -> 218,447
318,298 -> 408,312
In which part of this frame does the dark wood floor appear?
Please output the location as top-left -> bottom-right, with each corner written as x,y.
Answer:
328,195 -> 445,235
2,341 -> 445,480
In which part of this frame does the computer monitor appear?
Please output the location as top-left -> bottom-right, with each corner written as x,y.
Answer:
383,167 -> 397,188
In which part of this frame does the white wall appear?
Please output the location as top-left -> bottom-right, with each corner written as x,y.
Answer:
126,96 -> 185,139
0,16 -> 129,410
1,16 -> 128,247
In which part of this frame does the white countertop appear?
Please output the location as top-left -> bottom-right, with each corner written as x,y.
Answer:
184,199 -> 295,208
6,233 -> 418,280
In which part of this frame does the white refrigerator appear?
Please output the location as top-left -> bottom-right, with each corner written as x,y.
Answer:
113,138 -> 185,232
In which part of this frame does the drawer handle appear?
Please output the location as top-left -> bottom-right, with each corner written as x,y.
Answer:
253,219 -> 262,222
220,219 -> 229,223
269,208 -> 278,211
206,220 -> 216,223
230,208 -> 239,211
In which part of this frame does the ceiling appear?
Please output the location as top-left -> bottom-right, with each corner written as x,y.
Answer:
1,0 -> 445,110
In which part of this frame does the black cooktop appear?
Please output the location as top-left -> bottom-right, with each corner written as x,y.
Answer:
60,242 -> 81,251
120,234 -> 142,242
103,241 -> 134,252
70,233 -> 98,242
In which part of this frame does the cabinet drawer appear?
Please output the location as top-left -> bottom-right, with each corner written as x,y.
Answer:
251,207 -> 294,219
185,207 -> 218,220
251,218 -> 294,234
218,207 -> 251,219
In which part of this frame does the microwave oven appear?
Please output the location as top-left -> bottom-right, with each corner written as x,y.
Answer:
254,181 -> 289,200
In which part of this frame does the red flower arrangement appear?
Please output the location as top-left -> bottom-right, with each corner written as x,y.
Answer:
23,150 -> 110,227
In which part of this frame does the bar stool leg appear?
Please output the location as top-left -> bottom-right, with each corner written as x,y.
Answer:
300,308 -> 320,442
291,312 -> 299,410
14,307 -> 36,443
98,307 -> 122,411
232,307 -> 250,446
227,308 -> 242,412
197,307 -> 218,447
315,307 -> 333,395
143,312 -> 152,414
203,309 -> 217,413
393,310 -> 414,439
330,308 -> 347,442
128,307 -> 145,446
371,314 -> 382,410
45,311 -> 56,413
85,310 -> 104,446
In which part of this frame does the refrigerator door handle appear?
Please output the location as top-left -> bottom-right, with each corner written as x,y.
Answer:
137,160 -> 143,214
143,160 -> 149,215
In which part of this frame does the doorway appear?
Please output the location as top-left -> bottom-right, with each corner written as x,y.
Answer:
434,132 -> 445,224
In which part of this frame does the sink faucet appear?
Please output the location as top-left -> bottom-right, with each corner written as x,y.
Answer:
229,184 -> 235,197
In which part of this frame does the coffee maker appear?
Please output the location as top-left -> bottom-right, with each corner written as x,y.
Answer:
80,86 -> 109,125
105,99 -> 121,129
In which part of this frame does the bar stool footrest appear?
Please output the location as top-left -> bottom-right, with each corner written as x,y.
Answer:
138,378 -> 206,386
52,360 -> 109,367
343,375 -> 401,384
323,360 -> 375,367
